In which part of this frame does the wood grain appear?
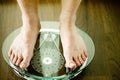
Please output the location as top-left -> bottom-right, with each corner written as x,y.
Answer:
0,0 -> 120,80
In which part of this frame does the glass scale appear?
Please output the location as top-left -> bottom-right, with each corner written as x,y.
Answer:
2,21 -> 95,80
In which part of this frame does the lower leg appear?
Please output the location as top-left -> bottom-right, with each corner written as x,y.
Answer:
8,0 -> 40,69
60,0 -> 87,69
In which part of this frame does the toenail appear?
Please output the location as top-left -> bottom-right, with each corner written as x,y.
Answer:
80,61 -> 84,64
69,63 -> 76,68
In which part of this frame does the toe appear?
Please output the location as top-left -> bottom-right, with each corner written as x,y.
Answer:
84,48 -> 88,57
8,48 -> 12,57
10,52 -> 15,61
20,55 -> 31,69
65,57 -> 76,69
81,52 -> 87,61
12,54 -> 18,64
79,55 -> 84,64
73,56 -> 81,66
16,56 -> 23,66
20,59 -> 29,69
65,61 -> 76,69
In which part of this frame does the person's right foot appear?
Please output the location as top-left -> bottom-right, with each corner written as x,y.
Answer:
8,19 -> 40,69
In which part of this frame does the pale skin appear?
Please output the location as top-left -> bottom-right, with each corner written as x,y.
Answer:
8,0 -> 87,69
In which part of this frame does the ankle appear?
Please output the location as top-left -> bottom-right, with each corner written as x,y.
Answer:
22,14 -> 39,24
59,20 -> 76,31
59,15 -> 76,29
21,19 -> 40,37
22,15 -> 40,30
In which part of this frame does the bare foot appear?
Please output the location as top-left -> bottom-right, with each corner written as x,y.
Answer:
8,22 -> 40,69
60,24 -> 87,69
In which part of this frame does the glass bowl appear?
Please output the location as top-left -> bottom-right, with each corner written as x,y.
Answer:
2,21 -> 95,80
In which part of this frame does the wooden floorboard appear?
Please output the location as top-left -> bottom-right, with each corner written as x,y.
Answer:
0,0 -> 120,80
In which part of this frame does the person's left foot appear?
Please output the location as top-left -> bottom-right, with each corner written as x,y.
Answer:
60,24 -> 87,69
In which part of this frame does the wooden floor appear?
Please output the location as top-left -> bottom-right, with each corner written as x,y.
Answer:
0,0 -> 120,80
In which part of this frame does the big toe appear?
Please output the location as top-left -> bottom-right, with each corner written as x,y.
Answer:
65,58 -> 76,69
20,57 -> 31,69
